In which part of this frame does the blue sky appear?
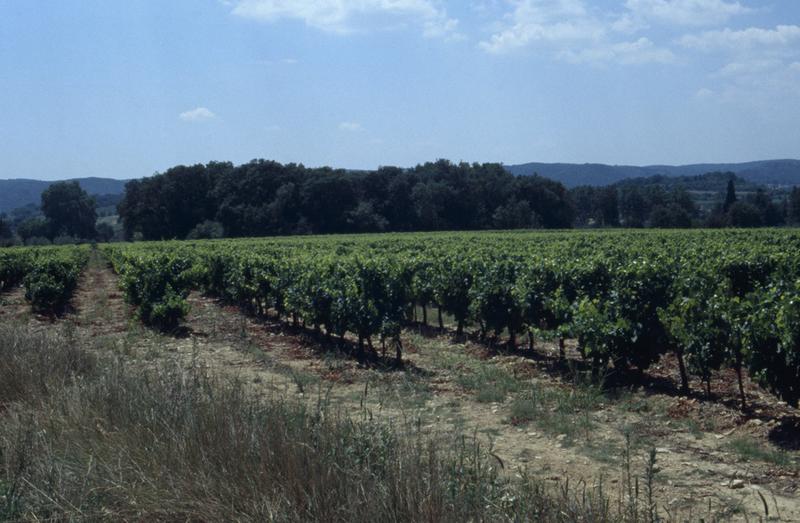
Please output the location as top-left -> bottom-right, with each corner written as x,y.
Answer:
1,0 -> 799,181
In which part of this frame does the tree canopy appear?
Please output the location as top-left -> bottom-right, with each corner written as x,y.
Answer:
41,181 -> 98,239
118,160 -> 576,240
114,160 -> 799,241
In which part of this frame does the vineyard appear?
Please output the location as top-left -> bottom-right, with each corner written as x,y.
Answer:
0,245 -> 88,313
88,229 -> 800,409
3,229 -> 800,519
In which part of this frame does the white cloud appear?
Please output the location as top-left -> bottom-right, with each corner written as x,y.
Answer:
680,26 -> 800,100
179,107 -> 216,122
339,121 -> 364,132
715,58 -> 781,77
679,25 -> 800,51
256,57 -> 299,66
694,87 -> 714,98
560,37 -> 676,65
479,0 -> 676,66
229,0 -> 460,39
479,0 -> 605,54
624,0 -> 751,27
479,0 -> 754,55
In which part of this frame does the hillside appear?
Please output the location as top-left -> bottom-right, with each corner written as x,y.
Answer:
506,159 -> 800,188
0,177 -> 129,213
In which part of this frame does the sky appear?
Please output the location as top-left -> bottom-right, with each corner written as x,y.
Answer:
1,1 -> 799,181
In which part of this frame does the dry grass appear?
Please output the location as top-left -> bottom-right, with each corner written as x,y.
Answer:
0,323 -> 648,522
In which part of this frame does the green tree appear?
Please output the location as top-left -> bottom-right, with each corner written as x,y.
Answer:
0,215 -> 12,239
492,198 -> 539,229
619,187 -> 648,227
186,220 -> 224,239
723,179 -> 737,212
728,201 -> 762,228
17,217 -> 49,242
598,187 -> 620,227
789,187 -> 800,225
96,222 -> 115,243
41,181 -> 97,239
750,189 -> 784,226
649,204 -> 692,228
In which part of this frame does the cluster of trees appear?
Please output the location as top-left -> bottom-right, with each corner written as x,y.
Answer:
117,160 -> 574,240
0,216 -> 13,247
2,182 -> 114,245
5,162 -> 800,248
570,178 -> 798,229
116,159 -> 800,240
704,180 -> 788,228
570,184 -> 698,228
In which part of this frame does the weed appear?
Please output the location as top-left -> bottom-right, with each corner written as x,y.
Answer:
728,437 -> 796,469
509,378 -> 604,444
644,447 -> 658,523
457,365 -> 522,403
375,373 -> 432,410
288,367 -> 320,394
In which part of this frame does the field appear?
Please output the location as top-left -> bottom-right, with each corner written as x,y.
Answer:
2,229 -> 800,521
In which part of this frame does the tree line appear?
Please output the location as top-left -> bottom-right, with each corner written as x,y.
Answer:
3,160 -> 800,246
116,159 -> 800,240
116,160 -> 574,240
572,177 -> 797,228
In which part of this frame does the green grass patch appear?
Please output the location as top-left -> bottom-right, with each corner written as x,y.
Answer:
456,365 -> 522,403
728,437 -> 796,469
508,379 -> 604,445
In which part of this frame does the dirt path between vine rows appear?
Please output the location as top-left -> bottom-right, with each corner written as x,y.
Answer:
17,252 -> 800,521
176,290 -> 800,521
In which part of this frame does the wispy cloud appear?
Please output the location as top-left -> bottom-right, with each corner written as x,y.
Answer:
229,0 -> 461,39
679,25 -> 800,51
623,0 -> 751,27
479,0 -> 675,66
254,57 -> 300,67
479,0 -> 604,54
694,87 -> 715,99
339,121 -> 364,132
678,24 -> 800,98
179,107 -> 216,122
714,58 -> 782,77
560,37 -> 676,66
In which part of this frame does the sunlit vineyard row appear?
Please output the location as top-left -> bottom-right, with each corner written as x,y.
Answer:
87,229 -> 800,408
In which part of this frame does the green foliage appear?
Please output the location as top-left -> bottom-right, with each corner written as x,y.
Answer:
100,228 -> 800,399
0,215 -> 12,244
0,249 -> 32,291
660,274 -> 728,388
40,181 -> 98,239
12,246 -> 88,313
16,218 -> 49,242
746,280 -> 800,406
470,257 -> 523,341
186,220 -> 224,240
114,252 -> 193,330
118,159 -> 575,240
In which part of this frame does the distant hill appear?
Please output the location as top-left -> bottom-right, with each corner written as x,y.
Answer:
0,177 -> 129,213
505,160 -> 800,188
